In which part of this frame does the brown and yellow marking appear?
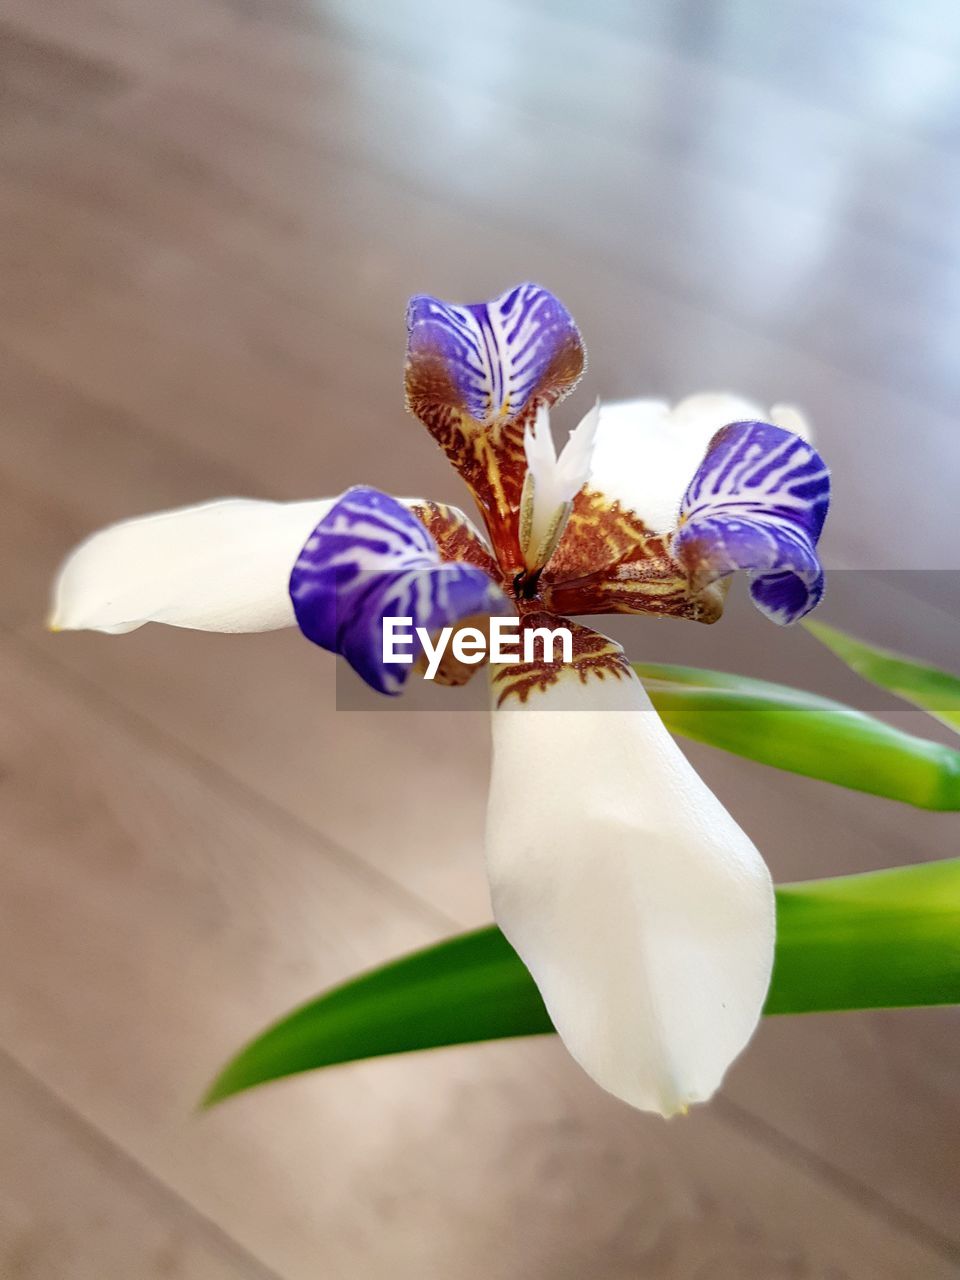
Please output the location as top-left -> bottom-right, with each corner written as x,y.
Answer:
546,488 -> 654,579
404,333 -> 583,576
539,488 -> 728,623
408,500 -> 500,578
491,614 -> 630,707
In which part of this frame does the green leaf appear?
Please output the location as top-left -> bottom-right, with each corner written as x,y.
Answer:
633,661 -> 960,810
769,859 -> 960,1015
204,859 -> 960,1106
202,928 -> 552,1107
804,620 -> 960,735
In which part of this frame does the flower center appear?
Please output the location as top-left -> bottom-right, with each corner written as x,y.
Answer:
512,567 -> 544,602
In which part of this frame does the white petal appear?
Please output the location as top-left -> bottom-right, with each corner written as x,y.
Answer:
49,497 -> 336,634
521,402 -> 602,569
485,659 -> 775,1116
588,392 -> 809,533
555,398 -> 602,497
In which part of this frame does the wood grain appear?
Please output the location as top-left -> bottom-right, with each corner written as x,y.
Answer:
0,1053 -> 277,1280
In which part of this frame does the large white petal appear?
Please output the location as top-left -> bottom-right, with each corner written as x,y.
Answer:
49,497 -> 336,634
485,652 -> 775,1116
588,392 -> 811,534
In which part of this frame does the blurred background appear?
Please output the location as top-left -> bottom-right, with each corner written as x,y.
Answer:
1,0 -> 959,1276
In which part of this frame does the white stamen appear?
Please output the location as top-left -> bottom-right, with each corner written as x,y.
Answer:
520,401 -> 601,571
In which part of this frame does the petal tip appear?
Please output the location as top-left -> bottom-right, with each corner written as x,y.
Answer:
405,283 -> 584,429
675,419 -> 830,626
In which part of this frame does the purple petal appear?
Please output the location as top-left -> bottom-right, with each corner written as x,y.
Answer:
405,283 -> 584,427
749,566 -> 825,624
289,487 -> 508,694
674,421 -> 830,625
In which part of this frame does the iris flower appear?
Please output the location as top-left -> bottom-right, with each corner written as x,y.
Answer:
50,284 -> 830,1117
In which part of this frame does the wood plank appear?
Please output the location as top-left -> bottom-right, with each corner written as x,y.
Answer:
0,6 -> 958,567
235,0 -> 960,267
0,0 -> 227,74
1,634 -> 956,1278
0,1052 -> 278,1280
10,0 -> 960,270
0,15 -> 130,117
0,111 -> 955,569
510,0 -> 960,143
102,5 -> 960,423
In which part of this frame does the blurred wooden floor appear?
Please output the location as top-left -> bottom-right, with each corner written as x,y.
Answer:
1,1 -> 959,1276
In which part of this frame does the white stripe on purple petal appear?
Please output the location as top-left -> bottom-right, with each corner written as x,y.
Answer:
406,283 -> 582,426
289,487 -> 509,694
674,421 -> 830,625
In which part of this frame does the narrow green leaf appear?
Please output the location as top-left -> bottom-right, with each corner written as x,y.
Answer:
204,859 -> 960,1106
769,859 -> 960,1014
805,619 -> 960,735
203,929 -> 551,1106
633,661 -> 960,810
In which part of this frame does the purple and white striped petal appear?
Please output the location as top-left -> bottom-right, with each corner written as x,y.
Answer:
406,283 -> 583,430
673,421 -> 830,625
405,284 -> 585,571
290,486 -> 509,695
